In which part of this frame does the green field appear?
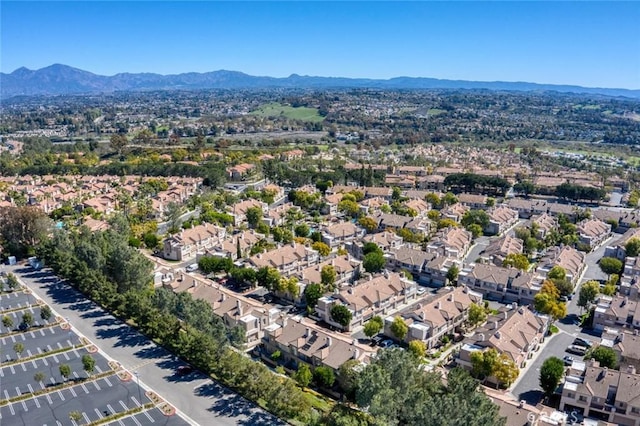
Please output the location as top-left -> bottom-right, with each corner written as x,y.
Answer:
427,108 -> 447,116
250,103 -> 325,123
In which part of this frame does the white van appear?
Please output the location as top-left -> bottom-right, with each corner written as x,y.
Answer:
186,263 -> 198,272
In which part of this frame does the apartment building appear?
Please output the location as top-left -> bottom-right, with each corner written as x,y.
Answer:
458,263 -> 542,305
162,223 -> 226,261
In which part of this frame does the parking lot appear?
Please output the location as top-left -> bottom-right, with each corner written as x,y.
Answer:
0,291 -> 37,312
0,325 -> 77,363
106,407 -> 190,426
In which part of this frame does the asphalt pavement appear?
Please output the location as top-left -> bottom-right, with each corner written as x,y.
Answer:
9,265 -> 286,426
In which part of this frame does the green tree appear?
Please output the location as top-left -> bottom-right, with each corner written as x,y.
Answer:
21,311 -> 34,328
294,223 -> 310,238
164,202 -> 183,233
69,411 -> 82,422
408,340 -> 426,358
494,353 -> 519,387
109,133 -> 128,155
470,348 -> 499,381
540,357 -> 565,398
534,281 -> 567,321
468,303 -> 487,327
304,283 -> 323,309
59,364 -> 71,382
358,216 -> 378,233
363,316 -> 384,339
82,354 -> 96,377
467,223 -> 483,239
390,316 -> 408,340
39,305 -> 52,321
599,257 -> 623,276
461,210 -> 490,229
312,241 -> 331,257
6,273 -> 19,290
294,363 -> 313,387
363,251 -> 385,273
2,315 -> 13,328
547,265 -> 567,281
0,206 -> 52,257
437,218 -> 459,229
143,233 -> 160,250
578,280 -> 600,310
34,372 -> 45,384
362,242 -> 383,256
246,206 -> 263,228
13,342 -> 24,358
446,264 -> 460,284
330,305 -> 353,328
314,366 -> 336,388
502,253 -> 530,270
337,359 -> 360,399
585,346 -> 618,369
626,238 -> 640,257
338,199 -> 360,218
257,267 -> 281,291
321,265 -> 337,289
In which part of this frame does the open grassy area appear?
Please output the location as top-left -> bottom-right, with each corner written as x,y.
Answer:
250,103 -> 325,123
427,108 -> 447,116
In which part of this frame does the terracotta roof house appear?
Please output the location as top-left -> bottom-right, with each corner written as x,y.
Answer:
480,235 -> 524,267
486,205 -> 519,236
426,227 -> 473,259
162,223 -> 226,261
248,242 -> 319,275
532,213 -> 558,239
458,263 -> 542,305
536,245 -> 586,285
321,222 -> 366,248
577,218 -> 611,250
348,231 -> 404,259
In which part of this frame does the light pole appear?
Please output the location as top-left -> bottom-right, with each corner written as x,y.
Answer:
134,371 -> 142,405
66,317 -> 73,345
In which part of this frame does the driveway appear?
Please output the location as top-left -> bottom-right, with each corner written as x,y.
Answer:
9,265 -> 285,426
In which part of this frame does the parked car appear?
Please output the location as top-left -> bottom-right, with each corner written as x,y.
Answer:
566,345 -> 587,356
379,339 -> 394,348
563,355 -> 574,366
185,263 -> 198,272
177,365 -> 194,376
573,338 -> 592,348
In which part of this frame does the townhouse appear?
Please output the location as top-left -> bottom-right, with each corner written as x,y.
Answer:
458,263 -> 542,304
315,271 -> 417,330
577,218 -> 611,249
593,295 -> 640,331
536,245 -> 586,285
457,305 -> 548,371
347,231 -> 404,259
560,359 -> 640,426
532,213 -> 558,239
260,317 -> 372,373
162,223 -> 226,261
426,227 -> 473,259
212,229 -> 264,260
480,235 -> 524,266
248,242 -> 319,275
230,198 -> 267,225
440,203 -> 469,223
506,198 -> 548,219
321,222 -> 366,249
457,193 -> 488,210
387,246 -> 460,287
485,205 -> 519,236
295,255 -> 361,289
386,286 -> 483,349
605,228 -> 640,261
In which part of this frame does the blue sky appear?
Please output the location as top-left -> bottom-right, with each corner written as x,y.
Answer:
2,1 -> 639,89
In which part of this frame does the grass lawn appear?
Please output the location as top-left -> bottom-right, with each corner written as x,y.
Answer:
250,103 -> 325,123
427,108 -> 447,116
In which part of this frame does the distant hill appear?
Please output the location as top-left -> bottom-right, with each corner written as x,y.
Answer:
1,64 -> 639,99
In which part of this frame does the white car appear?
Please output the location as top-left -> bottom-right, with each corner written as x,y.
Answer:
185,264 -> 198,272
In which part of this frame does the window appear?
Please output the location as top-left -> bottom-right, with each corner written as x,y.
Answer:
567,392 -> 575,399
633,407 -> 640,414
579,396 -> 587,402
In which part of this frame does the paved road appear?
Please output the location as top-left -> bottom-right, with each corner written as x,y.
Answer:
10,265 -> 286,426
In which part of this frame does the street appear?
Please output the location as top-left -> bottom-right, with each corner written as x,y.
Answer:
9,265 -> 285,426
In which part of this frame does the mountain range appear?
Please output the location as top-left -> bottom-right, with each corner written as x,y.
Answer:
1,64 -> 639,99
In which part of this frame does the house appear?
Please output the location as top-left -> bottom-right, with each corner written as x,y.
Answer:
348,231 -> 404,259
577,218 -> 611,249
230,199 -> 267,225
261,318 -> 371,373
506,198 -> 548,219
295,255 -> 361,289
248,242 -> 319,274
441,203 -> 469,223
536,245 -> 586,285
417,175 -> 445,191
593,295 -> 640,331
480,235 -> 523,267
457,305 -> 548,371
426,227 -> 473,259
485,206 -> 519,235
374,213 -> 413,232
214,230 -> 264,260
457,193 -> 488,209
386,286 -> 483,349
281,149 -> 305,161
532,213 -> 558,239
321,222 -> 366,249
387,246 -> 460,287
315,271 -> 417,330
559,359 -> 640,426
601,329 -> 640,372
227,163 -> 256,181
162,223 -> 226,261
605,228 -> 640,261
458,263 -> 542,304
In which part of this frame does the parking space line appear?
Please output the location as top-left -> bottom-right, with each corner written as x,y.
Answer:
82,412 -> 90,424
20,363 -> 26,372
42,357 -> 48,366
49,328 -> 55,334
47,344 -> 52,351
143,409 -> 155,423
57,342 -> 63,349
57,389 -> 65,401
93,381 -> 101,391
45,393 -> 52,405
131,413 -> 142,426
28,350 -> 34,359
29,331 -> 35,338
131,396 -> 140,407
39,329 -> 45,337
70,387 -> 77,397
4,390 -> 10,401
119,400 -> 128,411
96,365 -> 103,373
104,377 -> 112,387
94,408 -> 103,419
56,421 -> 62,426
7,402 -> 14,415
107,404 -> 116,415
20,400 -> 27,412
81,383 -> 89,394
9,365 -> 15,374
20,333 -> 26,341
33,396 -> 41,409
15,387 -> 20,397
63,352 -> 70,361
0,369 -> 3,378
53,354 -> 59,363
10,335 -> 15,343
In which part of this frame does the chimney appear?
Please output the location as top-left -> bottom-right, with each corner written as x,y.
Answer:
353,348 -> 359,360
478,333 -> 484,342
519,400 -> 525,408
237,300 -> 243,316
512,302 -> 518,311
619,333 -> 625,342
495,331 -> 501,339
493,321 -> 499,330
504,311 -> 509,320
634,329 -> 639,336
192,279 -> 197,288
305,327 -> 310,337
436,301 -> 441,309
